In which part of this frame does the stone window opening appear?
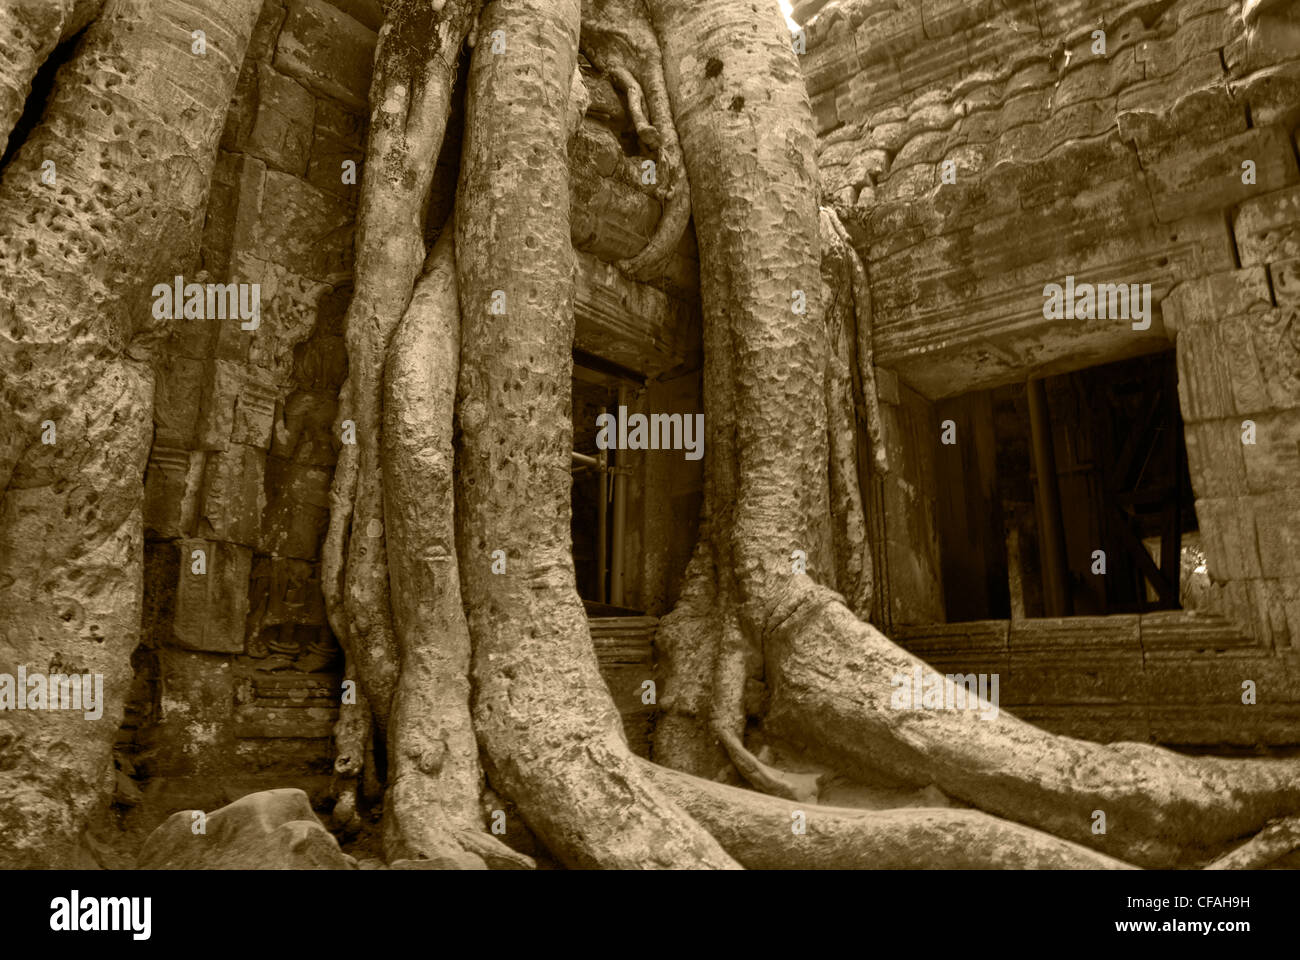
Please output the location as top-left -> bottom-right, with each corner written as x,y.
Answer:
933,349 -> 1201,624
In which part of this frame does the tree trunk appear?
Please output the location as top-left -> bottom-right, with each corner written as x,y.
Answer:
0,0 -> 260,868
643,0 -> 1300,870
0,0 -> 103,158
453,0 -> 735,869
5,0 -> 1299,872
322,0 -> 482,750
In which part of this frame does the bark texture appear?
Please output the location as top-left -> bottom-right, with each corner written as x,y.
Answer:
382,227 -> 532,868
643,760 -> 1134,870
322,0 -> 481,824
579,0 -> 688,280
6,0 -> 1297,873
644,0 -> 1300,870
453,0 -> 735,869
0,0 -> 260,868
0,0 -> 103,159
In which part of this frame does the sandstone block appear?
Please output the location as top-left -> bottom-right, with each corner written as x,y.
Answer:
246,64 -> 315,175
248,0 -> 287,61
1235,184 -> 1300,268
274,0 -> 375,112
1195,496 -> 1264,580
248,171 -> 354,282
1253,489 -> 1300,577
1240,412 -> 1300,497
219,60 -> 258,152
149,648 -> 238,778
143,447 -> 204,539
1182,420 -> 1249,499
197,444 -> 267,546
198,360 -> 280,452
153,355 -> 205,449
324,0 -> 382,30
260,459 -> 332,559
137,788 -> 355,869
172,538 -> 252,653
1146,126 -> 1298,224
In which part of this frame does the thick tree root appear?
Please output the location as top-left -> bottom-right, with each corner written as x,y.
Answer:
824,209 -> 887,474
764,578 -> 1300,868
650,539 -> 731,776
381,226 -> 532,868
819,207 -> 874,617
323,0 -> 481,761
0,0 -> 260,868
642,0 -> 1300,871
329,659 -> 369,835
454,0 -> 737,870
580,0 -> 689,281
0,1 -> 98,161
1205,816 -> 1300,870
714,727 -> 822,803
642,760 -> 1136,869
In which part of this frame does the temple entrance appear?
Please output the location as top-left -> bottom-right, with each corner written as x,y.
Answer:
571,358 -> 643,613
934,350 -> 1199,623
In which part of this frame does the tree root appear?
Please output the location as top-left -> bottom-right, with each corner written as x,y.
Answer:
650,540 -> 731,776
714,727 -> 822,803
581,0 -> 689,282
819,206 -> 874,617
764,578 -> 1300,868
639,0 -> 1300,872
824,208 -> 887,474
323,0 -> 481,789
1205,816 -> 1300,870
0,0 -> 261,867
454,0 -> 737,870
329,659 -> 369,834
642,760 -> 1136,869
381,224 -> 527,865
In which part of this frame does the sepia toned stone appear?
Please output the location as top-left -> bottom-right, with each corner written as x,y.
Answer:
172,538 -> 253,653
196,444 -> 267,546
245,63 -> 315,176
138,788 -> 355,869
5,0 -> 1300,874
274,0 -> 375,112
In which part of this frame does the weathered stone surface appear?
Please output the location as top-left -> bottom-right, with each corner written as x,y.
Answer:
196,444 -> 267,546
248,0 -> 288,61
149,647 -> 238,778
245,64 -> 315,175
172,539 -> 252,653
153,355 -> 205,449
220,61 -> 260,154
324,0 -> 382,30
244,172 -> 354,282
274,0 -> 375,112
1197,496 -> 1265,581
307,130 -> 362,200
1145,126 -> 1298,223
271,388 -> 339,463
260,458 -> 331,559
143,446 -> 204,538
197,360 -> 280,452
137,788 -> 355,869
1235,184 -> 1300,268
572,250 -> 694,377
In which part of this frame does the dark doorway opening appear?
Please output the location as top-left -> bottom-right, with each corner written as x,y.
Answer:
571,362 -> 641,613
935,349 -> 1198,622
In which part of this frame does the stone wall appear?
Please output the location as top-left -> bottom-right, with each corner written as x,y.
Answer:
133,0 -> 374,818
128,0 -> 705,819
795,1 -> 1294,642
797,0 -> 1300,745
